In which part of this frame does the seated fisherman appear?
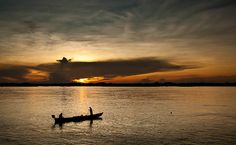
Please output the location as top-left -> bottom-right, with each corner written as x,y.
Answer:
59,113 -> 63,119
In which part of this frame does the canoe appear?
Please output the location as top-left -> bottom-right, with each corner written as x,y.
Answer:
52,112 -> 103,124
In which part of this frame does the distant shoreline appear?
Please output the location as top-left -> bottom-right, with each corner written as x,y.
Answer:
0,82 -> 236,87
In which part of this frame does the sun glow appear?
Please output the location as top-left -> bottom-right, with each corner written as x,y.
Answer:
24,69 -> 49,82
73,77 -> 104,83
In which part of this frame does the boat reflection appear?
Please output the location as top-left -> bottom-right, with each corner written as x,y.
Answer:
52,118 -> 103,129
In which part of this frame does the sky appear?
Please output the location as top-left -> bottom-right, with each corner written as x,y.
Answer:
0,0 -> 236,83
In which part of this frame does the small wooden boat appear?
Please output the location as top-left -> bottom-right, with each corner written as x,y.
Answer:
52,112 -> 103,124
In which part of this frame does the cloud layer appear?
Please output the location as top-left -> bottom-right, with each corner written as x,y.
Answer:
0,57 -> 193,83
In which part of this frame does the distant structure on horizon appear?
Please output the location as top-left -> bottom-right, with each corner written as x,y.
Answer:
57,57 -> 72,64
53,57 -> 73,83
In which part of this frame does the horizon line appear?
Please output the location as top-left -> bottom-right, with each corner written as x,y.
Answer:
0,82 -> 236,87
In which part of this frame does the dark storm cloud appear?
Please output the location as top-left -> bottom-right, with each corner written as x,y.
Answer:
0,64 -> 30,82
37,57 -> 193,83
0,58 -> 195,83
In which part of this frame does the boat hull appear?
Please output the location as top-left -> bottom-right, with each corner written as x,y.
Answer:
53,112 -> 103,124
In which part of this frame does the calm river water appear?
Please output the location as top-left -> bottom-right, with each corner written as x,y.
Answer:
0,87 -> 235,144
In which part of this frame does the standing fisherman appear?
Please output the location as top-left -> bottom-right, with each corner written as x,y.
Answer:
89,107 -> 93,116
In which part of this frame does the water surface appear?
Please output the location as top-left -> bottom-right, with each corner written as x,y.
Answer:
0,87 -> 235,144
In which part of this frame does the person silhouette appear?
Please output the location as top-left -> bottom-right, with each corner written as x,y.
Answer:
59,113 -> 63,119
89,107 -> 93,116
